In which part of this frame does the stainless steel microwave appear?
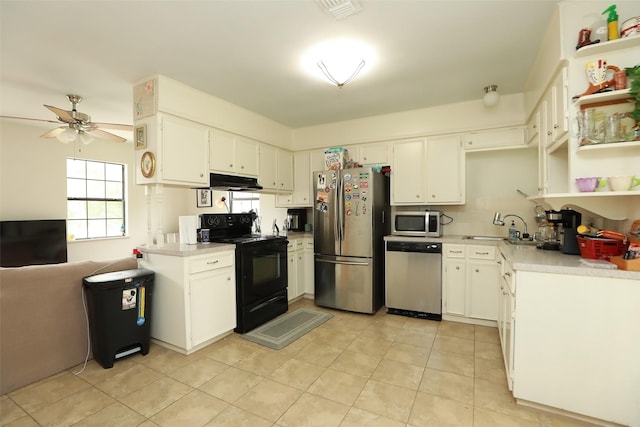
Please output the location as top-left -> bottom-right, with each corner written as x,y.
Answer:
391,211 -> 441,237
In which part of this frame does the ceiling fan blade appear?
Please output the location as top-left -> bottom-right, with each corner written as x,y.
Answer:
40,127 -> 66,138
44,104 -> 75,123
0,115 -> 61,124
85,128 -> 127,143
92,122 -> 134,131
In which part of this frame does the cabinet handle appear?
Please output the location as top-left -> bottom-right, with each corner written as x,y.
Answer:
533,124 -> 537,129
416,194 -> 420,198
547,131 -> 552,135
475,268 -> 479,273
229,163 -> 233,167
207,260 -> 219,265
227,276 -> 231,281
200,173 -> 204,177
504,272 -> 511,277
475,251 -> 489,255
553,124 -> 558,129
468,141 -> 473,145
241,165 -> 245,169
455,266 -> 460,270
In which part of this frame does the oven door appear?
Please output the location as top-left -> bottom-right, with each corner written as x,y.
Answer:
237,238 -> 288,306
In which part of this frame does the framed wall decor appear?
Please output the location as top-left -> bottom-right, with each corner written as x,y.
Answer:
196,189 -> 212,208
135,124 -> 147,149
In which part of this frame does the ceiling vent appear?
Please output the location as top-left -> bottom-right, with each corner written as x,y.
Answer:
316,0 -> 362,20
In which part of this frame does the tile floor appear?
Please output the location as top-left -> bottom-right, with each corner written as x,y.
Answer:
1,298 -> 597,427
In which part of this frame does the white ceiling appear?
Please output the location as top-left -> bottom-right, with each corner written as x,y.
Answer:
0,0 -> 561,132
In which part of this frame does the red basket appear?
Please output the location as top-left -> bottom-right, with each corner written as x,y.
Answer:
577,236 -> 628,260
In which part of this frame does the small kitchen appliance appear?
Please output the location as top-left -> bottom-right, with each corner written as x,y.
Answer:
540,210 -> 563,250
560,209 -> 582,255
286,209 -> 307,232
391,210 -> 441,237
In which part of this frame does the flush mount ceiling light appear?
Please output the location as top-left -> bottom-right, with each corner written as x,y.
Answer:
302,39 -> 375,88
483,85 -> 500,107
315,0 -> 362,20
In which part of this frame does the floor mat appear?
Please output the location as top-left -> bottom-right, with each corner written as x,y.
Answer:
241,308 -> 333,350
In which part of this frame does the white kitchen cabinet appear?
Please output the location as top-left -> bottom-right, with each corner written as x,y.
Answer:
442,244 -> 499,325
462,127 -> 527,151
259,143 -> 278,190
425,135 -> 465,204
497,249 -> 515,391
442,244 -> 466,317
277,149 -> 293,192
209,128 -> 259,177
286,239 -> 299,301
544,66 -> 569,147
348,142 -> 389,166
467,246 -> 499,320
292,151 -> 312,206
391,138 -> 427,205
139,250 -> 236,354
135,113 -> 209,186
526,108 -> 541,146
513,270 -> 640,426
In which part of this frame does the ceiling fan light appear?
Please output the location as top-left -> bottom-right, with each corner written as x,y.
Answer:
483,85 -> 500,107
79,131 -> 94,145
56,127 -> 77,143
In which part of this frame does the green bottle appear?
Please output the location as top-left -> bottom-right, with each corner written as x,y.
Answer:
602,5 -> 619,41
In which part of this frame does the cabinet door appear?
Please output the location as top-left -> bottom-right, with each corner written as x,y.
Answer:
468,260 -> 499,321
463,128 -> 526,151
310,149 -> 326,173
296,251 -> 306,299
527,109 -> 541,146
277,149 -> 293,192
359,143 -> 388,165
161,115 -> 208,185
426,135 -> 464,204
235,136 -> 259,177
443,259 -> 466,316
550,67 -> 569,144
293,151 -> 312,206
189,267 -> 236,348
259,144 -> 278,190
287,248 -> 297,301
391,139 -> 426,205
209,128 -> 236,174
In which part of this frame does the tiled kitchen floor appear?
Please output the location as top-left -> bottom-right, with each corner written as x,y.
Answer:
1,298 -> 596,427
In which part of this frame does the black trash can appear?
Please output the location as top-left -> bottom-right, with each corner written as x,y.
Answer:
83,268 -> 154,368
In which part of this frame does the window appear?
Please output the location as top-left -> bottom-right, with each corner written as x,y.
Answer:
229,191 -> 259,214
66,158 -> 126,240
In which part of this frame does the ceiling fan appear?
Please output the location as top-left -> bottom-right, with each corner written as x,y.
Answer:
4,94 -> 132,144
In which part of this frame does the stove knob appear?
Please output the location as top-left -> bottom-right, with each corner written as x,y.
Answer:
240,215 -> 251,224
212,216 -> 221,227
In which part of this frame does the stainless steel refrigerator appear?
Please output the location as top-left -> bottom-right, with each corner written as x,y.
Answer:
313,168 -> 390,314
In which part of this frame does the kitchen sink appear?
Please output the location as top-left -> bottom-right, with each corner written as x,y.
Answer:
462,236 -> 506,241
508,239 -> 540,246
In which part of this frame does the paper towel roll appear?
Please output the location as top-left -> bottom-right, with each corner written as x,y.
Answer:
179,215 -> 198,244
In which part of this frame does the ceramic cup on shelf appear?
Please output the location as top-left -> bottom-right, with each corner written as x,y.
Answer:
608,176 -> 640,191
575,177 -> 606,192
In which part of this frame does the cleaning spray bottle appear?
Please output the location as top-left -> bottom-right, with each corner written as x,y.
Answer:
602,4 -> 619,41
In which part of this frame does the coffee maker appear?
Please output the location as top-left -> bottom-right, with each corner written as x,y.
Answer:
560,209 -> 582,255
286,209 -> 307,232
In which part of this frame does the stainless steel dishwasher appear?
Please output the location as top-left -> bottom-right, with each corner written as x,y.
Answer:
385,240 -> 442,320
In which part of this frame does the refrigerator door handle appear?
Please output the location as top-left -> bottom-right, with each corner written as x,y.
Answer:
333,182 -> 339,241
338,174 -> 344,241
315,258 -> 369,266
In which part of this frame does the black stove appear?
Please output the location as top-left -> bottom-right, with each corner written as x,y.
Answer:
199,213 -> 289,333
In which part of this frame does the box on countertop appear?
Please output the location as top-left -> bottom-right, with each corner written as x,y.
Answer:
324,147 -> 349,170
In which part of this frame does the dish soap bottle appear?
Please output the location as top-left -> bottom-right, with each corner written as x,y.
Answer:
508,220 -> 519,242
602,4 -> 619,41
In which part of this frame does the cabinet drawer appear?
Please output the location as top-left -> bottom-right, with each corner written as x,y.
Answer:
444,244 -> 466,258
467,245 -> 496,260
295,239 -> 304,250
189,252 -> 234,274
304,238 -> 313,250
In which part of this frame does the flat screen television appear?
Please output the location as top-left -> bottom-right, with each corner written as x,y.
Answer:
0,220 -> 68,267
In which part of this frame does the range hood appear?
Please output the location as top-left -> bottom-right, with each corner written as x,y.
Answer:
204,173 -> 263,191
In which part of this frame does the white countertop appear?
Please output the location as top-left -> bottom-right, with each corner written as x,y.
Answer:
137,242 -> 236,257
384,234 -> 640,280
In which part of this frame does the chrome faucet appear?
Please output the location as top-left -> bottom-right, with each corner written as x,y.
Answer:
493,212 -> 529,238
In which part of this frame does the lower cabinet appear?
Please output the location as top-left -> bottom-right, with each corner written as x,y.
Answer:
139,250 -> 236,354
497,248 -> 515,390
287,237 -> 313,300
442,244 -> 499,325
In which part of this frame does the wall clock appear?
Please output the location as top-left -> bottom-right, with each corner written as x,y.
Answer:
140,151 -> 156,178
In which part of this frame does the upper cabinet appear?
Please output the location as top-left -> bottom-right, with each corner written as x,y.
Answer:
544,65 -> 569,148
135,113 -> 208,186
391,136 -> 465,206
463,127 -> 527,151
259,143 -> 278,191
391,139 -> 427,205
426,135 -> 465,205
347,142 -> 390,166
209,128 -> 259,177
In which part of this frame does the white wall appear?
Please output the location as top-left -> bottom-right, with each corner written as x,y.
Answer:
292,93 -> 526,150
1,119 -> 147,262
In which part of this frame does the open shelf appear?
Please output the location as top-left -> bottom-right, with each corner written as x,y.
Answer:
573,89 -> 632,107
577,140 -> 640,152
529,192 -> 640,220
574,36 -> 640,58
